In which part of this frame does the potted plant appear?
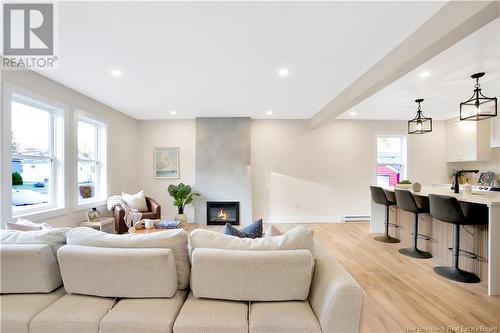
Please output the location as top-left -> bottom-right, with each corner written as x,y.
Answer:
167,183 -> 200,225
396,179 -> 412,190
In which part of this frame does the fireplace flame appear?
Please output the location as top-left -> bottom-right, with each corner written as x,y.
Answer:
218,208 -> 229,220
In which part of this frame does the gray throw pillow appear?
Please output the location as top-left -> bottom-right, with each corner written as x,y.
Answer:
223,219 -> 263,238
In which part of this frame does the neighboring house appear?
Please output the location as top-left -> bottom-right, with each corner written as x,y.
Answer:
376,165 -> 400,187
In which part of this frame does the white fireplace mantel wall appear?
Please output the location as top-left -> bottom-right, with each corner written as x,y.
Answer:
194,117 -> 253,225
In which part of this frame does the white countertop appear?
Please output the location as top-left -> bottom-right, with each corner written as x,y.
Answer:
384,186 -> 500,206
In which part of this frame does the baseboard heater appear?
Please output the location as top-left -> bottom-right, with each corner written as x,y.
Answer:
341,215 -> 370,222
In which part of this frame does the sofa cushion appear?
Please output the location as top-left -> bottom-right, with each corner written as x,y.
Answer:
173,292 -> 248,333
189,225 -> 314,256
191,248 -> 313,301
99,290 -> 188,333
30,294 -> 115,333
0,287 -> 65,333
58,245 -> 178,298
0,229 -> 68,251
249,300 -> 321,333
66,227 -> 190,289
0,244 -> 62,294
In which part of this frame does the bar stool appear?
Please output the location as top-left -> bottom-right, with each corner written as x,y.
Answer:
394,189 -> 432,259
429,194 -> 486,283
370,186 -> 400,243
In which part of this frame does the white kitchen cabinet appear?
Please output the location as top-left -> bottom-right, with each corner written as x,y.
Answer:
491,116 -> 500,148
446,119 -> 490,162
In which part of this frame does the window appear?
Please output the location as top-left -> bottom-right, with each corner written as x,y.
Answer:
10,94 -> 64,216
376,135 -> 407,187
77,115 -> 107,207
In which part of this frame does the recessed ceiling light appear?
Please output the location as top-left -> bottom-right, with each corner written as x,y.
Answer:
278,68 -> 289,77
419,71 -> 430,78
349,111 -> 357,117
110,69 -> 122,78
170,110 -> 177,115
266,110 -> 273,115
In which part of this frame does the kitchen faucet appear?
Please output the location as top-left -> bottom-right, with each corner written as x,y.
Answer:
454,169 -> 479,193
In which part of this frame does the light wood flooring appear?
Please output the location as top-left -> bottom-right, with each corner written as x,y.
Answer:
187,222 -> 500,333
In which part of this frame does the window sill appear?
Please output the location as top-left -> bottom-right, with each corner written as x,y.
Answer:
75,199 -> 107,212
13,207 -> 68,222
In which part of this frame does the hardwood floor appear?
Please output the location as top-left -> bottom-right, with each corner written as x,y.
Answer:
186,222 -> 500,332
307,223 -> 500,333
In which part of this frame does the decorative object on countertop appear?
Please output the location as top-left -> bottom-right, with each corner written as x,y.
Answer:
463,179 -> 472,194
395,180 -> 412,190
460,72 -> 497,121
167,183 -> 200,226
408,98 -> 432,134
478,171 -> 495,186
453,170 -> 479,193
412,182 -> 422,192
450,170 -> 466,186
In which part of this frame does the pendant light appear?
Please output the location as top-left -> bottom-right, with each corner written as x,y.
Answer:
460,72 -> 497,121
408,99 -> 432,134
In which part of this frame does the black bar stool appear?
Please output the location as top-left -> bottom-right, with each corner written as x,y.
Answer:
370,186 -> 400,243
429,194 -> 487,283
394,189 -> 432,259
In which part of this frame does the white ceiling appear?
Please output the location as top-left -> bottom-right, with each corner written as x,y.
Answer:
39,1 -> 446,119
339,18 -> 500,121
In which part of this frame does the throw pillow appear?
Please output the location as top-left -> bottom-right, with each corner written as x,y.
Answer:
223,219 -> 263,239
6,218 -> 53,231
264,225 -> 282,237
122,190 -> 148,211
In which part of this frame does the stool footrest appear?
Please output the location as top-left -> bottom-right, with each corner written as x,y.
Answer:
386,223 -> 399,228
447,247 -> 478,259
410,232 -> 431,240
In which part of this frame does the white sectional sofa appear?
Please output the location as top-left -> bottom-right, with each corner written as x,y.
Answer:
1,226 -> 363,333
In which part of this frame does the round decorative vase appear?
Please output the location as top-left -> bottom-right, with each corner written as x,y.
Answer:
412,182 -> 422,192
175,207 -> 187,226
175,213 -> 187,226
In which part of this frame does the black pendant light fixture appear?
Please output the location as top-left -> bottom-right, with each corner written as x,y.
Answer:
460,72 -> 497,121
408,98 -> 432,134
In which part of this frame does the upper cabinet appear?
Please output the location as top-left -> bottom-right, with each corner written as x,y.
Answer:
491,116 -> 500,148
446,119 -> 491,162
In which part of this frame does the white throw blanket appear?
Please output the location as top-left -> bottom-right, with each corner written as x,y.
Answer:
107,195 -> 142,228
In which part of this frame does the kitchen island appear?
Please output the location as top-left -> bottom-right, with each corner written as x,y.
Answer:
371,185 -> 500,296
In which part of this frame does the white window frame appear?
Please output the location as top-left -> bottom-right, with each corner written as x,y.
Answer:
75,110 -> 108,210
2,84 -> 67,221
375,134 -> 408,187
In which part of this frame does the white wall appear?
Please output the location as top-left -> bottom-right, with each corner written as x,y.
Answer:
0,71 -> 450,226
1,70 -> 139,227
251,119 -> 448,222
136,120 -> 196,221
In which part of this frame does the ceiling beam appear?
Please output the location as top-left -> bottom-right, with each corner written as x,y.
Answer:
309,0 -> 500,128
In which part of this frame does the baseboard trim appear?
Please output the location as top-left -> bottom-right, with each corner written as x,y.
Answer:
263,216 -> 343,224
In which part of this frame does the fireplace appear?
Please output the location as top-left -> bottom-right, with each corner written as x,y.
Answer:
207,201 -> 240,225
